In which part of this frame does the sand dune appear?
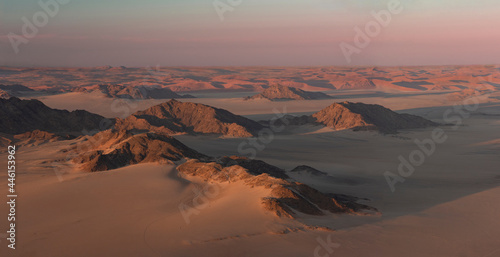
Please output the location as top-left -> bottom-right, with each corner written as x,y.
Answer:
1,65 -> 498,95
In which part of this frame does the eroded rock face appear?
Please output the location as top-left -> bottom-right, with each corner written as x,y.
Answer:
115,99 -> 264,137
72,130 -> 208,172
245,84 -> 332,101
0,97 -> 108,134
177,156 -> 378,219
75,84 -> 194,99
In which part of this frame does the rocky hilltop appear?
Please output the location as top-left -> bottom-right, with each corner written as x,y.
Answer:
115,99 -> 264,137
0,97 -> 107,134
282,101 -> 437,133
74,84 -> 194,99
245,84 -> 332,101
0,84 -> 34,98
0,84 -> 34,92
312,102 -> 437,133
72,129 -> 208,172
178,156 -> 378,218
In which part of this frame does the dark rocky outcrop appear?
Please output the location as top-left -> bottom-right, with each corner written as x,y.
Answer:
0,84 -> 34,98
0,97 -> 108,134
75,84 -> 194,99
0,84 -> 34,93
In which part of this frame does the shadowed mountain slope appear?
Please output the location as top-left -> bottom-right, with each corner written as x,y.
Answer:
74,84 -> 194,99
0,97 -> 107,134
115,99 -> 264,137
72,129 -> 208,172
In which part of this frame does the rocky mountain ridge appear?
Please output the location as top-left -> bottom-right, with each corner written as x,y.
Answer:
245,84 -> 333,101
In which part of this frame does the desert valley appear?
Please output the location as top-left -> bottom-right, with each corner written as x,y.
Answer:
0,65 -> 499,257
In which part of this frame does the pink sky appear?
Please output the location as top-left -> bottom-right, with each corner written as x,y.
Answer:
0,0 -> 499,67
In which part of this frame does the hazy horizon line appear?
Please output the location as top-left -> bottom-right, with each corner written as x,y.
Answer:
1,63 -> 499,69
